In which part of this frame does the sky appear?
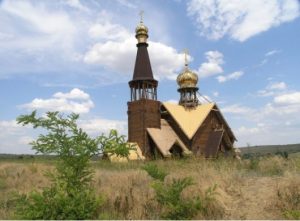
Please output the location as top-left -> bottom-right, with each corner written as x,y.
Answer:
0,0 -> 300,154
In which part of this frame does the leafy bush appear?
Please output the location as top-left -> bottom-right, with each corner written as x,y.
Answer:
16,111 -> 130,219
99,129 -> 136,158
16,186 -> 102,220
152,177 -> 202,220
142,163 -> 168,181
142,163 -> 219,220
248,158 -> 260,170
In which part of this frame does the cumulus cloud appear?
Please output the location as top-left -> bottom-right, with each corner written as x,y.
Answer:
84,23 -> 185,80
274,92 -> 300,105
88,21 -> 131,41
187,0 -> 300,41
216,71 -> 244,83
64,0 -> 90,12
0,120 -> 34,154
268,82 -> 287,90
198,51 -> 224,78
257,81 -> 287,97
78,118 -> 127,136
265,49 -> 280,57
222,89 -> 300,146
0,0 -> 76,50
53,88 -> 90,100
221,104 -> 254,115
20,88 -> 94,114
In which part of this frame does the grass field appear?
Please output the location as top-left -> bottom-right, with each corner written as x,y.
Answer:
0,154 -> 300,219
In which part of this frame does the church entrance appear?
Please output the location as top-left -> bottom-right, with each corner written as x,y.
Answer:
169,143 -> 183,158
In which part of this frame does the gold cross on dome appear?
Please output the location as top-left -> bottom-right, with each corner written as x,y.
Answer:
183,48 -> 189,66
139,10 -> 144,23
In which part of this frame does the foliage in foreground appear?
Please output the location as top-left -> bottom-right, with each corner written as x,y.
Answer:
16,111 -> 131,219
142,163 -> 219,220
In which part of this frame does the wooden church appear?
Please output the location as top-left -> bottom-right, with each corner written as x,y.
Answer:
126,18 -> 236,160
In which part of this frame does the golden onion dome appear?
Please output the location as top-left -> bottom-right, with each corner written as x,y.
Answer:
135,11 -> 148,43
135,22 -> 148,35
177,65 -> 198,89
135,22 -> 148,43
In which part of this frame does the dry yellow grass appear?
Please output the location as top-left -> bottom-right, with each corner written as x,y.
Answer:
0,155 -> 299,219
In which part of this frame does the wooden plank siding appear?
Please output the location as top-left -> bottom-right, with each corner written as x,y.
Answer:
127,99 -> 161,158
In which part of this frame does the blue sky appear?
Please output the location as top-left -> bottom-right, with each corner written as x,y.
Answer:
0,0 -> 300,154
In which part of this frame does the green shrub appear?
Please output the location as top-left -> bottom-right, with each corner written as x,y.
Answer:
142,164 -> 220,220
142,163 -> 168,181
16,186 -> 103,220
152,177 -> 202,220
248,158 -> 260,170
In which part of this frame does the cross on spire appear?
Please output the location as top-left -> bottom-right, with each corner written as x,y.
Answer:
183,48 -> 189,67
139,10 -> 144,23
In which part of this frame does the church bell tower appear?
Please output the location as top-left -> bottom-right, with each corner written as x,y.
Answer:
127,14 -> 161,158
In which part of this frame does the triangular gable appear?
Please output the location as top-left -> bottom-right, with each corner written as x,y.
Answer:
147,119 -> 192,157
162,102 -> 215,140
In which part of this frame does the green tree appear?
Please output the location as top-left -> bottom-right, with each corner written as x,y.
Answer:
16,111 -> 131,219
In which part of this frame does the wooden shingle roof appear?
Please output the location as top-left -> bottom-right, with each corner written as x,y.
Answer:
162,102 -> 215,139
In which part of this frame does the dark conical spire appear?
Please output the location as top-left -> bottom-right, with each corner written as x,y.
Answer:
132,43 -> 154,80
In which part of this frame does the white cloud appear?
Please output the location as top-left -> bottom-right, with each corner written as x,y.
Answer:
1,0 -> 76,50
64,0 -> 89,12
0,120 -> 34,154
20,88 -> 94,114
274,92 -> 300,105
116,0 -> 137,9
78,118 -> 127,136
221,104 -> 254,115
257,90 -> 275,97
198,51 -> 224,78
84,25 -> 185,80
187,0 -> 300,41
54,88 -> 90,100
216,71 -> 244,83
223,91 -> 300,146
265,49 -> 280,57
88,22 -> 131,41
257,81 -> 287,97
267,82 -> 287,90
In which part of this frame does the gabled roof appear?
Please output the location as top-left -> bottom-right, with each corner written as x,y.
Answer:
162,102 -> 215,139
147,119 -> 192,157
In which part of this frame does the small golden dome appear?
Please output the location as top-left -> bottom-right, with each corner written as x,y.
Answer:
177,66 -> 198,88
135,11 -> 148,43
135,22 -> 148,43
135,23 -> 148,35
